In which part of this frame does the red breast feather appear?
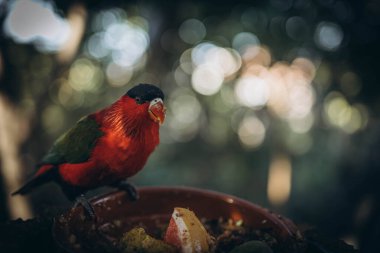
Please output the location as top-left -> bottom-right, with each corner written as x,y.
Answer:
58,96 -> 160,187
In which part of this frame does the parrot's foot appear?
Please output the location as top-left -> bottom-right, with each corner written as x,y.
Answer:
115,181 -> 139,201
74,195 -> 96,220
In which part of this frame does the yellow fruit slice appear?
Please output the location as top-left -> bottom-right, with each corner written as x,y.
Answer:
164,207 -> 211,253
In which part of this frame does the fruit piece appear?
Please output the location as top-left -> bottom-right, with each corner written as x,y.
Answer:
120,227 -> 176,253
164,207 -> 212,253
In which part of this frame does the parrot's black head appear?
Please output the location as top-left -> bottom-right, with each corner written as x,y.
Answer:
127,84 -> 164,105
126,84 -> 166,124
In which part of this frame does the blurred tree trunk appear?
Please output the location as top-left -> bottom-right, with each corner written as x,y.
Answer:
0,94 -> 33,219
0,29 -> 34,218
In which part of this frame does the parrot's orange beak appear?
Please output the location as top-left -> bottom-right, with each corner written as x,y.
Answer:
149,98 -> 166,124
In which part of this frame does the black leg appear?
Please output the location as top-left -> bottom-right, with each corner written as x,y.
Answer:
114,181 -> 139,201
74,194 -> 96,220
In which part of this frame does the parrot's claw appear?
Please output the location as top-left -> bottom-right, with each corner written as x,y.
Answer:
115,181 -> 139,201
74,195 -> 97,220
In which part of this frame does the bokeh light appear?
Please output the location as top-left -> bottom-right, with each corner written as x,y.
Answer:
87,32 -> 109,59
86,8 -> 149,71
265,59 -> 316,121
285,16 -> 309,41
4,0 -> 70,52
192,64 -> 224,96
323,92 -> 368,134
314,21 -> 344,51
107,23 -> 149,67
232,32 -> 260,54
192,43 -> 241,77
163,88 -> 203,142
191,43 -> 242,96
288,113 -> 315,134
178,18 -> 206,44
235,76 -> 269,108
68,58 -> 103,92
179,49 -> 194,75
267,154 -> 292,206
106,63 -> 133,87
237,115 -> 266,148
57,79 -> 85,110
242,45 -> 271,66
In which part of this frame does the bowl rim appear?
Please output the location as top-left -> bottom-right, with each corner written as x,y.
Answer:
53,185 -> 302,252
91,185 -> 299,238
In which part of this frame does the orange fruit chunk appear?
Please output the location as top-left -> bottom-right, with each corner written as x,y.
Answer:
164,207 -> 212,253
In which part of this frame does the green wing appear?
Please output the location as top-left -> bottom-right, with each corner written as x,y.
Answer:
41,116 -> 104,165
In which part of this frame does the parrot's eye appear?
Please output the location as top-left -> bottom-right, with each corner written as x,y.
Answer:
135,97 -> 143,104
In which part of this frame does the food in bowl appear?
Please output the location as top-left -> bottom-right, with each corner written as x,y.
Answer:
117,207 -> 279,253
164,207 -> 212,252
53,187 -> 304,253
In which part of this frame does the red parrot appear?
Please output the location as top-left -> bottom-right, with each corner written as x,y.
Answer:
12,83 -> 166,214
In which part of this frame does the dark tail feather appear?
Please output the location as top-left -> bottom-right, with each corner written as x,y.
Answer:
12,166 -> 56,196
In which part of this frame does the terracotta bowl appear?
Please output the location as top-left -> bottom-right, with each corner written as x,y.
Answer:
53,186 -> 302,252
